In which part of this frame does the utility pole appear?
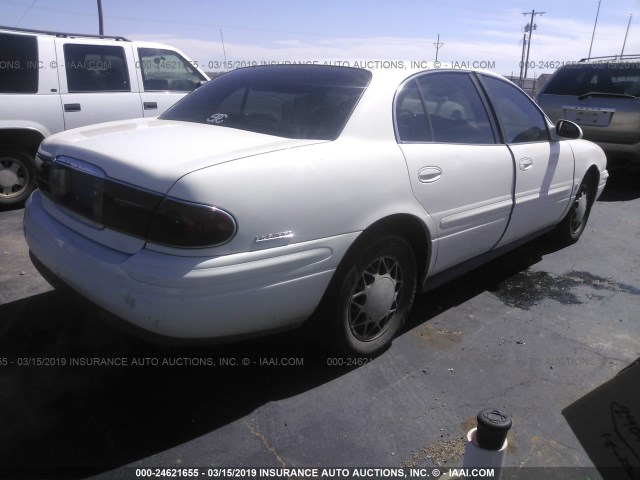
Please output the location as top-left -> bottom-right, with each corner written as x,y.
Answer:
97,0 -> 104,35
518,30 -> 527,87
220,29 -> 228,70
588,0 -> 602,60
522,10 -> 545,87
434,34 -> 444,63
621,14 -> 633,57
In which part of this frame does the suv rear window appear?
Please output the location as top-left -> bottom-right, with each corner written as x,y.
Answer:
160,65 -> 372,140
543,63 -> 640,97
0,33 -> 38,93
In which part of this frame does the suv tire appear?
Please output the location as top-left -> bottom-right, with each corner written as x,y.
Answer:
0,148 -> 35,206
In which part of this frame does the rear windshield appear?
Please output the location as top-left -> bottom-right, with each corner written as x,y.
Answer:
160,65 -> 372,140
543,63 -> 640,97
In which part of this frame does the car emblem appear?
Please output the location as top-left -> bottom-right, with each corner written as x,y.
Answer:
206,113 -> 228,124
255,230 -> 294,243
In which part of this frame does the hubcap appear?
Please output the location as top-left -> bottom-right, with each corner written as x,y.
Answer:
0,158 -> 28,198
349,256 -> 403,342
570,185 -> 588,234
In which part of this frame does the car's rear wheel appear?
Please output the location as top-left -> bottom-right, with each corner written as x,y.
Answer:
319,235 -> 417,357
0,149 -> 35,206
552,173 -> 595,245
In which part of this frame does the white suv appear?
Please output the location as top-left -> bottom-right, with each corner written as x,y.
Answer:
0,26 -> 209,206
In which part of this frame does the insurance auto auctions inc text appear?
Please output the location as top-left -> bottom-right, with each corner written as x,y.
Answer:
200,60 -> 496,70
183,467 -> 496,479
7,356 -> 305,367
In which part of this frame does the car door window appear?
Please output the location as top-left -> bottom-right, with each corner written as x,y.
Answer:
416,73 -> 495,144
395,80 -> 431,142
63,44 -> 130,93
138,48 -> 205,92
480,75 -> 550,144
395,73 -> 495,144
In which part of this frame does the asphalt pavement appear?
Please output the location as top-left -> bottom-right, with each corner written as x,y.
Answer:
0,168 -> 639,480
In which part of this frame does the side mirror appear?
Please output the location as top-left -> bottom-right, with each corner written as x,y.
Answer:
555,120 -> 583,140
195,80 -> 208,89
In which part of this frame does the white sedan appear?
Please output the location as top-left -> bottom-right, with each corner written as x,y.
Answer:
24,65 -> 608,356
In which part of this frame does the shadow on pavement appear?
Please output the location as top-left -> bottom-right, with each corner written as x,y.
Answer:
406,234 -> 566,329
0,289 -> 346,478
0,202 -> 25,213
563,359 -> 640,479
598,166 -> 640,202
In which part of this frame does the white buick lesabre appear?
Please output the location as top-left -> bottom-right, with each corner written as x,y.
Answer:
24,65 -> 608,356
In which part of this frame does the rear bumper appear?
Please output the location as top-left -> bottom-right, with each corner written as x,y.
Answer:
24,190 -> 356,340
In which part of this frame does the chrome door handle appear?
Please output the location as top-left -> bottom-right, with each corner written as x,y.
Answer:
519,158 -> 533,171
418,166 -> 443,183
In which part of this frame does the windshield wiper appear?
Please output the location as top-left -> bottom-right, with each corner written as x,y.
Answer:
578,91 -> 636,100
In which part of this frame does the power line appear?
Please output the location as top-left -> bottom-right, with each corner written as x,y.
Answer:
13,0 -> 36,27
0,0 -> 400,41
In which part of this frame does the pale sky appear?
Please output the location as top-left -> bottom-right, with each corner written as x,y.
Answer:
1,0 -> 639,76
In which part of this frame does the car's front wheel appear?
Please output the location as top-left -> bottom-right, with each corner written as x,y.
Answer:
320,235 -> 417,357
0,149 -> 35,206
552,173 -> 595,245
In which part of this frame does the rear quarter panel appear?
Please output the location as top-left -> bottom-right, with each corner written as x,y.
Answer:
163,138 -> 434,256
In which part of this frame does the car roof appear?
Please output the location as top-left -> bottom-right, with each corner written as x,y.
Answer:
0,25 -> 131,41
340,64 -> 514,141
577,54 -> 640,63
366,63 -> 505,83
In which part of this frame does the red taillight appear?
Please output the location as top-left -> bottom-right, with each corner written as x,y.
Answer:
146,198 -> 236,248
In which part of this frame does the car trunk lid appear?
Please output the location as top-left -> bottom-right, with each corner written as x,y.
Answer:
40,118 -> 324,193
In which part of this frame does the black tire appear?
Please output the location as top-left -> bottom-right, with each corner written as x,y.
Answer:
319,235 -> 417,357
0,149 -> 36,206
552,173 -> 595,245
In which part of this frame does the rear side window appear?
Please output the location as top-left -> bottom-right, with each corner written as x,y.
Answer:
395,72 -> 495,144
395,81 -> 431,142
0,33 -> 38,93
161,66 -> 371,140
138,48 -> 206,92
480,75 -> 550,144
543,64 -> 640,97
63,44 -> 130,93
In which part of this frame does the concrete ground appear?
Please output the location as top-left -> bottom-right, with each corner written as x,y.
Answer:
0,168 -> 638,480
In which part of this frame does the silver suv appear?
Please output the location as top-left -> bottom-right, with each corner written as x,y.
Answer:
0,26 -> 208,207
537,55 -> 640,168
